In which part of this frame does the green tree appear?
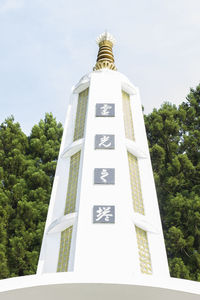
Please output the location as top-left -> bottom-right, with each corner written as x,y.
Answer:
0,114 -> 63,278
145,84 -> 200,281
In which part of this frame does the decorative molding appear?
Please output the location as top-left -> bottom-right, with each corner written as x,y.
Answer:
93,61 -> 117,71
132,212 -> 160,234
96,32 -> 116,46
61,139 -> 84,158
121,81 -> 137,95
126,139 -> 147,159
73,79 -> 90,94
47,212 -> 77,234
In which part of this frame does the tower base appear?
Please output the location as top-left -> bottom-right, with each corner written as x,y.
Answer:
0,273 -> 200,300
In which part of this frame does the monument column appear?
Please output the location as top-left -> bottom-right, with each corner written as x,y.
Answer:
37,32 -> 169,279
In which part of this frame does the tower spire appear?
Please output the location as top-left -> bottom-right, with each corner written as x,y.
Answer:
93,31 -> 117,71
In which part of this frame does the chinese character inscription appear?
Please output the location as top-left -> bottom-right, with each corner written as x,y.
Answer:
96,104 -> 115,117
95,134 -> 115,149
93,206 -> 115,223
94,168 -> 115,184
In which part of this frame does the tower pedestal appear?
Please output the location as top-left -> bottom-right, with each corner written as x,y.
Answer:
1,274 -> 200,300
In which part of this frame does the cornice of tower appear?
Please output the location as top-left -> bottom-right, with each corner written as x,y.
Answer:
93,31 -> 117,71
72,69 -> 138,96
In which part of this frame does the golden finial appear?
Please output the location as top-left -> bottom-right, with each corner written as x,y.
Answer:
93,31 -> 117,71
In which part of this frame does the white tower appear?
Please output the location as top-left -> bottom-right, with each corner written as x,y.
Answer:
37,32 -> 169,278
1,33 -> 200,300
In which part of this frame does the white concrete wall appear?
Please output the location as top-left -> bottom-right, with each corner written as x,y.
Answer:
73,69 -> 169,278
37,90 -> 79,273
73,70 -> 139,276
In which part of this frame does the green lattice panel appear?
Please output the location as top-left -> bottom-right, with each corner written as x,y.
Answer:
57,226 -> 73,272
122,90 -> 135,141
128,152 -> 144,215
135,226 -> 152,275
73,88 -> 89,141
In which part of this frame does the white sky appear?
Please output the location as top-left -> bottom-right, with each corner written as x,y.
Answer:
0,0 -> 200,134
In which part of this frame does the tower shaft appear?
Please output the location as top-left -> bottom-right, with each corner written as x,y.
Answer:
37,32 -> 169,280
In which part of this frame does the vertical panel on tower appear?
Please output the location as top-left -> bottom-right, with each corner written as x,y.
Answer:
57,226 -> 73,272
122,90 -> 135,141
73,88 -> 89,141
127,152 -> 144,215
135,226 -> 152,275
57,88 -> 89,272
64,151 -> 81,215
122,90 -> 152,275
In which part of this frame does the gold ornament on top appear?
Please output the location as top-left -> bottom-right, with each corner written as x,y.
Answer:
93,32 -> 117,71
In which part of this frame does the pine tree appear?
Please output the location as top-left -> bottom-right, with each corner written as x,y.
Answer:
0,114 -> 63,278
145,84 -> 200,281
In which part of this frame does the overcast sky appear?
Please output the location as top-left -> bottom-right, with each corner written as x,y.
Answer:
0,0 -> 200,134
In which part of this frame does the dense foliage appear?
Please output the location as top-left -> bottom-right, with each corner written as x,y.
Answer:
0,113 -> 63,278
145,84 -> 200,281
0,85 -> 199,280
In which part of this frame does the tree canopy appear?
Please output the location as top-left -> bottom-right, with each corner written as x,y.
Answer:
0,113 -> 63,278
145,84 -> 200,281
0,84 -> 199,280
